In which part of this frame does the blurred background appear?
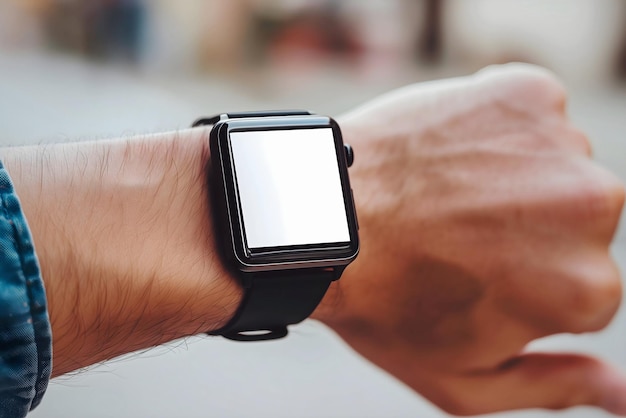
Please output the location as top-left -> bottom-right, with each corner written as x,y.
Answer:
0,0 -> 625,417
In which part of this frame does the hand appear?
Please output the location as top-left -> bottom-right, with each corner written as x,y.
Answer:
314,64 -> 626,415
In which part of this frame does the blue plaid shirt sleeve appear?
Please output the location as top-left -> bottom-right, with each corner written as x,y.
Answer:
0,161 -> 52,418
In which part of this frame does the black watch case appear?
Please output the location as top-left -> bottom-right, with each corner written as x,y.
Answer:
209,115 -> 359,278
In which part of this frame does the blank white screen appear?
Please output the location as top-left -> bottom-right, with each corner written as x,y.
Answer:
230,128 -> 350,249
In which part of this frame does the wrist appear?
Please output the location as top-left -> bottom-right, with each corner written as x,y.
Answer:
311,116 -> 411,333
311,117 -> 370,329
3,130 -> 242,376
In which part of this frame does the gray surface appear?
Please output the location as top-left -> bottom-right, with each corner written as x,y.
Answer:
0,52 -> 624,418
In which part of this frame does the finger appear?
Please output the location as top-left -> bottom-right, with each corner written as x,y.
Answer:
436,353 -> 626,416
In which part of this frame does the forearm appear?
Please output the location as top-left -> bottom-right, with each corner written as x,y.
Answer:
1,130 -> 242,377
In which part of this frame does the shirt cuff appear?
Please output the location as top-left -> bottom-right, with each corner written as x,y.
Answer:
0,160 -> 52,417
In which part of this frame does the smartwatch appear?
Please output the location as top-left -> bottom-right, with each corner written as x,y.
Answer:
193,111 -> 359,342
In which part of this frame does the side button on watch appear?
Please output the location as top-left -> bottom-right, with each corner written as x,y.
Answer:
193,111 -> 360,342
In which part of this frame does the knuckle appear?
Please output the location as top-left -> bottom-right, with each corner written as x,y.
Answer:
570,166 -> 626,223
595,168 -> 626,213
477,63 -> 567,110
563,264 -> 622,332
610,176 -> 626,213
565,126 -> 593,157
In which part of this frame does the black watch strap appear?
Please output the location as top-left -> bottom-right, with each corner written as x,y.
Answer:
209,269 -> 336,341
196,110 -> 338,342
192,110 -> 311,128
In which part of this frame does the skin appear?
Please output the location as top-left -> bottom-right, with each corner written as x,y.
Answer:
315,63 -> 626,415
1,63 -> 625,415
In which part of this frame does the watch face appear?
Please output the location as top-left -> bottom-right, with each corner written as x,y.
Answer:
230,128 -> 350,249
212,116 -> 359,271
